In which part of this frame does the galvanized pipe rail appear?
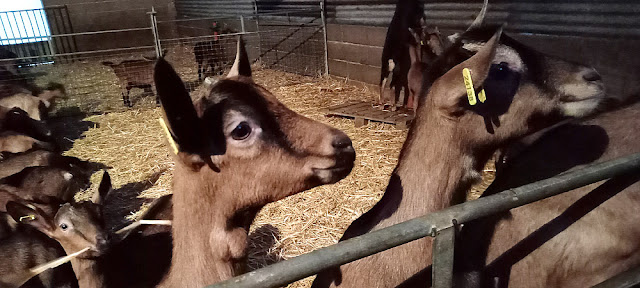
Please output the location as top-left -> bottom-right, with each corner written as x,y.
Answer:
206,152 -> 640,288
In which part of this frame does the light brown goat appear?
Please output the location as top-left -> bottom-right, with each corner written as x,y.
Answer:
155,37 -> 356,287
102,50 -> 166,107
0,84 -> 65,121
456,102 -> 640,288
0,132 -> 55,154
312,26 -> 605,288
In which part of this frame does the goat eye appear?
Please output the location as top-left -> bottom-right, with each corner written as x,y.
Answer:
60,223 -> 68,230
230,122 -> 252,140
491,62 -> 511,80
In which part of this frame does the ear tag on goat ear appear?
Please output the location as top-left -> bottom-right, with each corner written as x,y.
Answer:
158,118 -> 179,155
463,68 -> 477,105
19,215 -> 36,222
478,89 -> 487,103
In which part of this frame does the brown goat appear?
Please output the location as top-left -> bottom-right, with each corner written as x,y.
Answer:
456,102 -> 640,288
406,25 -> 445,110
102,50 -> 166,107
0,172 -> 110,288
2,181 -> 111,288
0,165 -> 91,203
0,150 -> 88,179
311,26 -> 605,288
155,36 -> 356,287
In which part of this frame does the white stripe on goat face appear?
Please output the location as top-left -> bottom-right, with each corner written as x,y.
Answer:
463,42 -> 526,73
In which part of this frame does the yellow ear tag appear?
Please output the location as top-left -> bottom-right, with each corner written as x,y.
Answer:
19,215 -> 35,222
158,118 -> 179,154
478,89 -> 487,103
420,40 -> 424,45
463,68 -> 477,105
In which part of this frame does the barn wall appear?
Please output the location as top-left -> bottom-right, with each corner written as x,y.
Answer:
42,0 -> 178,52
173,0 -> 640,99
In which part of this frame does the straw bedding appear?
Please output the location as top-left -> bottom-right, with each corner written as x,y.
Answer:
40,55 -> 494,287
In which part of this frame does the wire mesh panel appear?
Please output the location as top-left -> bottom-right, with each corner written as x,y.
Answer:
0,5 -> 327,116
155,7 -> 326,88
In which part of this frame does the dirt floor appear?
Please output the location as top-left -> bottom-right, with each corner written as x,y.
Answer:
36,50 -> 495,287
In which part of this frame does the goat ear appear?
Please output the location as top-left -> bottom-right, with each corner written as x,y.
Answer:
154,58 -> 208,167
227,36 -> 251,78
6,201 -> 55,236
92,171 -> 111,204
431,27 -> 502,114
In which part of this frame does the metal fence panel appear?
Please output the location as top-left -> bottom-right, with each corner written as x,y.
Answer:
206,152 -> 640,288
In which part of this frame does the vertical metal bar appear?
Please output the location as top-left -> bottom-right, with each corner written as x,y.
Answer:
253,0 -> 262,62
432,226 -> 456,288
62,5 -> 78,54
38,8 -> 56,58
320,1 -> 329,75
149,6 -> 161,58
240,15 -> 246,33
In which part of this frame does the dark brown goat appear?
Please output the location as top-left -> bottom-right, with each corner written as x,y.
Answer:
0,106 -> 52,142
1,165 -> 90,203
102,51 -> 165,107
378,0 -> 424,110
194,24 -> 236,81
155,36 -> 355,287
456,103 -> 640,288
311,26 -> 605,288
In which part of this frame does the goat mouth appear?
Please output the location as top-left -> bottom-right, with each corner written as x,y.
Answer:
312,163 -> 354,183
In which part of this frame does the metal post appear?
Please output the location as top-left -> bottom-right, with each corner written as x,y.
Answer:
253,0 -> 262,61
320,1 -> 329,75
240,15 -> 246,33
148,6 -> 162,58
432,225 -> 456,288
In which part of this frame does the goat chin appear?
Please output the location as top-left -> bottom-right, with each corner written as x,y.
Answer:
561,98 -> 603,117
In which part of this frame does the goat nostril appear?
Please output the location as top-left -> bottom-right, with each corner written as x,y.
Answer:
583,71 -> 601,82
332,135 -> 352,150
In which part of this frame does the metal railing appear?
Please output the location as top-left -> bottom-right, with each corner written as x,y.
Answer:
206,152 -> 640,288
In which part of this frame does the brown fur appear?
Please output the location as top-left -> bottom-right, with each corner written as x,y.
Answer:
312,27 -> 605,288
102,56 -> 162,107
0,150 -> 61,179
0,132 -> 55,154
156,37 -> 356,287
3,174 -> 112,288
0,88 -> 64,121
1,165 -> 90,203
0,106 -> 52,142
457,103 -> 640,287
406,26 -> 445,110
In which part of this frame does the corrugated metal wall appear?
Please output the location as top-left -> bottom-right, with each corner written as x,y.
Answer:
174,0 -> 640,99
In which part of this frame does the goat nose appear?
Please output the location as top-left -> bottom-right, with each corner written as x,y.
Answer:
583,70 -> 602,82
332,134 -> 353,150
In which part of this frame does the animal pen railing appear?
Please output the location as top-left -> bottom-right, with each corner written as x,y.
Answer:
205,152 -> 640,288
0,3 -> 327,113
